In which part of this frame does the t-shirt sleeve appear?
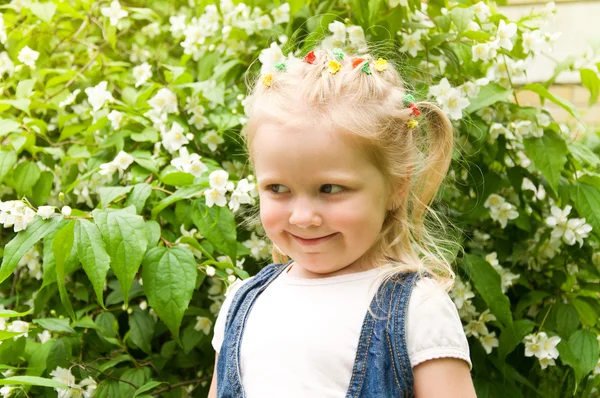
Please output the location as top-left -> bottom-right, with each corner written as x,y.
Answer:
211,277 -> 254,354
406,277 -> 472,370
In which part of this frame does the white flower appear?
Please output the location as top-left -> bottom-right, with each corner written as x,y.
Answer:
467,21 -> 480,31
473,1 -> 491,22
209,170 -> 230,190
17,46 -> 39,69
201,130 -> 225,152
161,122 -> 191,153
496,20 -> 517,51
522,30 -> 545,54
37,206 -> 55,220
107,110 -> 123,130
490,202 -> 519,229
171,147 -> 208,177
0,51 -> 15,77
479,331 -> 499,354
461,81 -> 480,98
465,319 -> 489,338
205,265 -> 216,276
101,0 -> 128,27
38,330 -> 52,344
85,81 -> 114,112
229,178 -> 255,212
524,332 -> 561,369
438,88 -> 470,120
256,14 -> 273,31
347,25 -> 367,49
271,3 -> 290,24
99,161 -> 118,176
50,366 -> 76,398
148,88 -> 178,115
399,31 -> 424,58
61,206 -> 72,217
7,320 -> 29,337
429,78 -> 452,99
243,232 -> 270,260
484,194 -> 505,210
112,151 -> 134,171
258,42 -> 285,74
450,279 -> 476,310
546,205 -> 592,247
141,22 -> 161,38
205,188 -> 227,207
133,62 -> 152,87
169,14 -> 187,38
0,385 -> 17,397
328,21 -> 346,42
194,316 -> 212,334
472,41 -> 498,62
59,89 -> 81,108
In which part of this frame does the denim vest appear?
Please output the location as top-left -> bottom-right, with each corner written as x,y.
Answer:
216,261 -> 419,397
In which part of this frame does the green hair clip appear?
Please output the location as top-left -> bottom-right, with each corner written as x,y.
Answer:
274,61 -> 286,71
332,48 -> 344,61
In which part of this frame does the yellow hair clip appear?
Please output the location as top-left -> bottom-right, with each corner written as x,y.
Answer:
262,73 -> 273,87
328,60 -> 341,75
407,119 -> 419,129
374,58 -> 388,72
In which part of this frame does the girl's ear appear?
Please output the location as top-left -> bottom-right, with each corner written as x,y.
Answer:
387,167 -> 413,211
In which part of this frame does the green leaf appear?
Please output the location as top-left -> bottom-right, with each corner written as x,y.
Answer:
580,68 -> 600,106
130,127 -> 158,142
128,308 -> 155,354
16,79 -> 36,99
31,171 -> 53,206
449,7 -> 474,33
0,331 -> 27,341
569,141 -> 600,168
465,83 -> 513,114
521,83 -> 582,122
151,184 -> 207,219
571,297 -> 598,327
12,161 -> 41,196
571,175 -> 600,239
0,99 -> 30,114
24,340 -> 53,377
75,219 -> 111,308
0,309 -> 34,318
133,381 -> 163,397
53,220 -> 76,320
160,171 -> 195,187
141,246 -> 197,341
460,254 -> 513,327
498,319 -> 535,360
523,131 -> 568,194
0,149 -> 17,184
98,186 -> 134,207
29,2 -> 57,23
0,216 -> 64,284
560,330 -> 599,384
0,118 -> 21,137
92,207 -> 148,303
32,318 -> 76,335
554,303 -> 579,339
145,220 -> 161,248
0,376 -> 68,389
131,150 -> 158,173
191,200 -> 237,261
125,183 -> 153,214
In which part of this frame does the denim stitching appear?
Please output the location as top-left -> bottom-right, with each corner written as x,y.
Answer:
385,278 -> 403,391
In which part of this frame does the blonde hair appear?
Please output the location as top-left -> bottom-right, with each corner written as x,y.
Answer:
241,44 -> 461,289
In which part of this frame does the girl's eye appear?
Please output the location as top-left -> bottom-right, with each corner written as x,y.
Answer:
267,184 -> 290,193
320,184 -> 345,194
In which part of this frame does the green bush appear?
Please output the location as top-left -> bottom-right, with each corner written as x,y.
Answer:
0,0 -> 599,396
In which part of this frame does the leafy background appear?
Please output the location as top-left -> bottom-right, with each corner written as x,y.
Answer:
0,0 -> 599,396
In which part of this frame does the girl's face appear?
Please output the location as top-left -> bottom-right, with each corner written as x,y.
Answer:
251,120 -> 393,279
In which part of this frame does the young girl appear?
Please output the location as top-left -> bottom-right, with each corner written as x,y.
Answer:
208,46 -> 476,397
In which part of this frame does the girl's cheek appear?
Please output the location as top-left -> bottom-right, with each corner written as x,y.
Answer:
260,199 -> 287,231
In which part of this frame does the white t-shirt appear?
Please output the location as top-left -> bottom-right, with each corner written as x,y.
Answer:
212,262 -> 471,397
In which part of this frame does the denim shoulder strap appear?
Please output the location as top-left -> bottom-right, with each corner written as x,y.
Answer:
217,261 -> 290,398
346,271 -> 419,398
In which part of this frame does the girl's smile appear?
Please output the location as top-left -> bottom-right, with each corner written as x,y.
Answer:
288,231 -> 339,246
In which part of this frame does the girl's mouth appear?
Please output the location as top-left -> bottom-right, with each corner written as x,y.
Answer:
289,232 -> 338,246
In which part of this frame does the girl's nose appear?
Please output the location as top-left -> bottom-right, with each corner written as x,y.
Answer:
288,199 -> 322,228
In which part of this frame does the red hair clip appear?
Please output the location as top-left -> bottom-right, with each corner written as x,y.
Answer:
408,103 -> 420,117
304,51 -> 316,64
352,57 -> 365,68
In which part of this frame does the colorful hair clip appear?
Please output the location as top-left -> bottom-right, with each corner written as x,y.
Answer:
328,60 -> 341,74
374,58 -> 388,72
352,57 -> 365,68
403,94 -> 420,116
332,48 -> 344,60
262,73 -> 273,87
361,61 -> 372,75
304,51 -> 316,64
407,119 -> 419,129
274,61 -> 286,71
